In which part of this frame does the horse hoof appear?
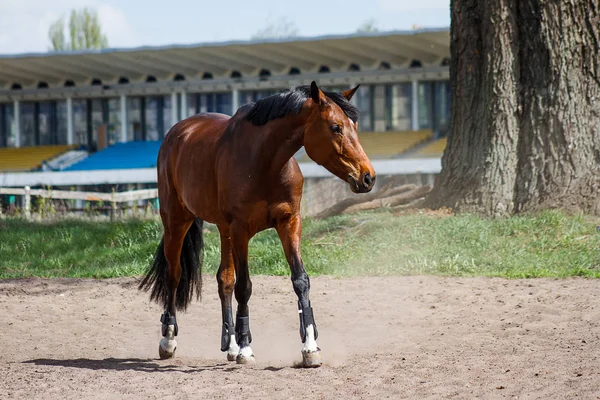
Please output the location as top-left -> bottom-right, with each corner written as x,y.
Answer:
158,344 -> 176,359
301,350 -> 322,368
235,346 -> 255,364
236,355 -> 255,364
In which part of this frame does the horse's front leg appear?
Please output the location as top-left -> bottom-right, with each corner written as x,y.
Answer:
275,214 -> 321,368
231,224 -> 255,364
216,230 -> 240,361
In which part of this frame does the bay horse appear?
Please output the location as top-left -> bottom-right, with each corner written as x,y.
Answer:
139,81 -> 375,367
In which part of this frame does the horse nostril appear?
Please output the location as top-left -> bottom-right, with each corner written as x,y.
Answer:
363,172 -> 373,187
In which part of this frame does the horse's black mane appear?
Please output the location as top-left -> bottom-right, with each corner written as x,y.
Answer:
243,85 -> 359,126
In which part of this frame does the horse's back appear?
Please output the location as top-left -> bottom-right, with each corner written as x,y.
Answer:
157,112 -> 231,224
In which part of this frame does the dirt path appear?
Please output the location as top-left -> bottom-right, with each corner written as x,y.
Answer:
1,275 -> 599,399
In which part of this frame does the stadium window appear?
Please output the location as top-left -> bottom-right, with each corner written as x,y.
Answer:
378,61 -> 391,70
288,67 -> 301,75
146,75 -> 157,83
20,102 -> 36,147
118,77 -> 130,84
128,97 -> 143,141
173,73 -> 185,81
144,96 -> 161,140
216,92 -> 232,115
410,59 -> 423,68
91,78 -> 102,86
106,98 -> 122,145
348,63 -> 360,72
433,81 -> 451,137
38,101 -> 56,145
0,104 -> 6,147
230,71 -> 242,79
318,65 -> 330,73
55,100 -> 68,145
72,99 -> 88,147
64,80 -> 76,87
37,82 -> 49,89
384,83 -> 413,131
259,69 -> 271,81
202,72 -> 213,80
11,83 -> 22,90
417,81 -> 433,130
355,85 -> 373,132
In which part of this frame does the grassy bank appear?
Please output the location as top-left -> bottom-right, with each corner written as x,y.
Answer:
1,210 -> 599,279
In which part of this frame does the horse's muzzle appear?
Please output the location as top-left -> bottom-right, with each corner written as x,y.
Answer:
348,172 -> 375,193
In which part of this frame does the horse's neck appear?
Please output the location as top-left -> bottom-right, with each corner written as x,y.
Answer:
261,116 -> 306,173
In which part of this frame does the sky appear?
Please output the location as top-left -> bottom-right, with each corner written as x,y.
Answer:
0,0 -> 450,55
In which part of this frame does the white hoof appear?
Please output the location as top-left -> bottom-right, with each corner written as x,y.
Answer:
226,334 -> 240,362
158,339 -> 177,359
159,325 -> 177,359
301,349 -> 322,368
236,346 -> 255,364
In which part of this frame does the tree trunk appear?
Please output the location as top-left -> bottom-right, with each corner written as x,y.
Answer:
426,0 -> 600,216
515,1 -> 600,214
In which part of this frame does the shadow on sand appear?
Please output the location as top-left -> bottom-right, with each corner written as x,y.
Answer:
22,358 -> 242,373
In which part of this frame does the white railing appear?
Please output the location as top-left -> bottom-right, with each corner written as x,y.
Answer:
0,187 -> 158,220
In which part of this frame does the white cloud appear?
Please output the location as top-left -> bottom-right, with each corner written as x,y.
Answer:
0,0 -> 139,54
379,0 -> 449,11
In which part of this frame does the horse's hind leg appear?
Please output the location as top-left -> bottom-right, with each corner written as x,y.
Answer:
275,214 -> 321,368
158,212 -> 194,359
216,227 -> 240,361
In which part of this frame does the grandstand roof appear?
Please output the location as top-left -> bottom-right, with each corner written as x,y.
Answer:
0,28 -> 449,89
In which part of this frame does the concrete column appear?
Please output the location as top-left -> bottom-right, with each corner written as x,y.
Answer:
231,87 -> 239,114
411,80 -> 419,131
13,100 -> 20,148
170,92 -> 178,123
66,97 -> 74,145
180,91 -> 188,119
120,94 -> 127,142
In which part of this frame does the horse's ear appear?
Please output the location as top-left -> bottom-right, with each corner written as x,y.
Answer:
341,85 -> 360,101
310,81 -> 321,104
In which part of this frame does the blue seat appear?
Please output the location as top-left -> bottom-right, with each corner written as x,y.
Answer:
65,141 -> 162,171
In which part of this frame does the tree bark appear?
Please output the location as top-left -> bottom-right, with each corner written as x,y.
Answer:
515,1 -> 600,214
426,0 -> 600,216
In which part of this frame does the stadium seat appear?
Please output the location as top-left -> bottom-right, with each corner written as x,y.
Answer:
0,145 -> 76,172
64,141 -> 162,171
413,137 -> 448,156
295,130 -> 433,162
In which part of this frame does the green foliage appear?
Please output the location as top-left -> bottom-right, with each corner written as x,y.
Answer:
251,16 -> 299,40
48,7 -> 108,51
357,19 -> 379,33
0,210 -> 599,279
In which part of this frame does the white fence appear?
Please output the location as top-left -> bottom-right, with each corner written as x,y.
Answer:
0,187 -> 158,220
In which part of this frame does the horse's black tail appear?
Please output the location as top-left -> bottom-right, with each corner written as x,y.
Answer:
138,218 -> 204,312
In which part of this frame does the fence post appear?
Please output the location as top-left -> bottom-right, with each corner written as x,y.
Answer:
110,190 -> 117,222
24,186 -> 31,220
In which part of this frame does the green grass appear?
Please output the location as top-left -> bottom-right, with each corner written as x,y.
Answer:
1,210 -> 599,279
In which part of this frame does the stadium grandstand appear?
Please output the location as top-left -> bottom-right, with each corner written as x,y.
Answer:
0,28 -> 449,207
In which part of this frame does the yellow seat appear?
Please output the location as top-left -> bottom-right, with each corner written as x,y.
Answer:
0,145 -> 76,172
414,137 -> 448,156
357,130 -> 432,159
295,130 -> 433,162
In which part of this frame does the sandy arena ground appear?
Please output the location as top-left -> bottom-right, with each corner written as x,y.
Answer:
1,275 -> 599,399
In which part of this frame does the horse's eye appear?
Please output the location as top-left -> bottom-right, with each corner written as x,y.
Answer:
330,124 -> 342,134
